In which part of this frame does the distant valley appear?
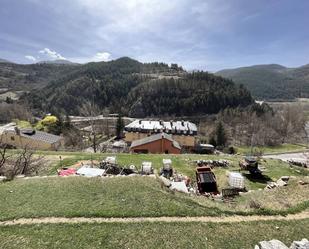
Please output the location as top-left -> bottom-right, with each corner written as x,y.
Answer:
216,64 -> 309,100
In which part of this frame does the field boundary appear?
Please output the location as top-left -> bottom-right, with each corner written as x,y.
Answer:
263,149 -> 309,156
1,212 -> 309,226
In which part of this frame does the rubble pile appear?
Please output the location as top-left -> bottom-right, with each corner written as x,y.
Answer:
288,160 -> 308,168
195,159 -> 229,168
159,159 -> 193,194
255,238 -> 309,249
57,157 -> 151,178
265,176 -> 289,190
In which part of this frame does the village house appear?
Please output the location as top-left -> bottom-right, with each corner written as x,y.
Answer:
0,123 -> 64,151
124,119 -> 198,150
130,133 -> 181,154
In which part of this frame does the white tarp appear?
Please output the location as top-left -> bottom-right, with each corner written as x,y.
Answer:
76,166 -> 105,177
105,156 -> 116,164
170,181 -> 189,193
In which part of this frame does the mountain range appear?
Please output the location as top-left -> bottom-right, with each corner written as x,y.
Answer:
0,59 -> 79,91
216,64 -> 309,100
36,59 -> 79,65
0,58 -> 13,63
17,57 -> 253,117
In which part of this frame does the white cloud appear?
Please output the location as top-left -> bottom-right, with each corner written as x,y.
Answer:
92,52 -> 111,62
25,55 -> 36,61
39,48 -> 66,60
70,51 -> 112,63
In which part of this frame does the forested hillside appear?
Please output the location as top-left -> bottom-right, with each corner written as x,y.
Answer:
21,57 -> 253,117
127,72 -> 253,117
0,61 -> 79,90
216,64 -> 309,100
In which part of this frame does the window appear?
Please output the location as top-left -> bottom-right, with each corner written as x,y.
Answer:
11,136 -> 15,141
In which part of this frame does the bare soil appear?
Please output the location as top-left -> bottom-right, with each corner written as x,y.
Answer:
1,211 -> 309,226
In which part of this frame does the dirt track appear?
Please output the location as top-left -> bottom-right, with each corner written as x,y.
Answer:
1,212 -> 309,226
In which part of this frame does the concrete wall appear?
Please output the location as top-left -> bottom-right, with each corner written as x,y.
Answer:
130,138 -> 181,154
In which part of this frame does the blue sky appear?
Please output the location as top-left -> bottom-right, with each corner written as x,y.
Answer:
0,0 -> 308,71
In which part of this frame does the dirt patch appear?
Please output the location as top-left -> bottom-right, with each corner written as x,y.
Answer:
1,212 -> 309,226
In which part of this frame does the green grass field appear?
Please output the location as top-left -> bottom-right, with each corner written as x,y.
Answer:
237,143 -> 308,155
0,176 -> 308,221
1,151 -> 309,248
0,177 -> 222,221
0,219 -> 308,249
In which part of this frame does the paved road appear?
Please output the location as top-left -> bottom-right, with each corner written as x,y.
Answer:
264,152 -> 309,162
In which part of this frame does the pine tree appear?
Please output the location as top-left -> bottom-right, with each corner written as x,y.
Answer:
116,115 -> 124,139
209,137 -> 217,147
216,121 -> 227,147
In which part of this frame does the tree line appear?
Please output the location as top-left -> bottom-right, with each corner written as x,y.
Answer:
21,58 -> 254,117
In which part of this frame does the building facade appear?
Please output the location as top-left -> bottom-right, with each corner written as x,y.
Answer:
130,133 -> 181,154
0,124 -> 64,150
124,120 -> 197,149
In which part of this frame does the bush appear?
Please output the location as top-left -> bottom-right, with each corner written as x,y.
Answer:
225,146 -> 237,154
249,199 -> 261,209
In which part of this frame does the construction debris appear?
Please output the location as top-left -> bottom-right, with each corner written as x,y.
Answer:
76,166 -> 105,177
141,162 -> 153,175
298,180 -> 309,185
160,159 -> 173,178
256,240 -> 289,249
290,238 -> 309,249
170,181 -> 189,193
196,166 -> 219,194
100,156 -> 136,175
195,159 -> 229,168
158,175 -> 190,194
239,157 -> 262,176
255,238 -> 309,249
100,163 -> 136,175
288,160 -> 308,168
58,168 -> 77,176
222,188 -> 240,197
100,156 -> 116,169
228,172 -> 245,189
265,176 -> 290,190
157,159 -> 191,194
104,156 -> 117,165
159,175 -> 172,187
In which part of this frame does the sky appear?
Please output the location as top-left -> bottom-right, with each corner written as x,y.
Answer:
0,0 -> 308,71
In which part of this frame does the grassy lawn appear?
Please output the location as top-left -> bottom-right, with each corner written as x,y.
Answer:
0,219 -> 308,249
0,177 -> 223,221
0,176 -> 308,221
2,151 -> 308,221
237,143 -> 308,155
